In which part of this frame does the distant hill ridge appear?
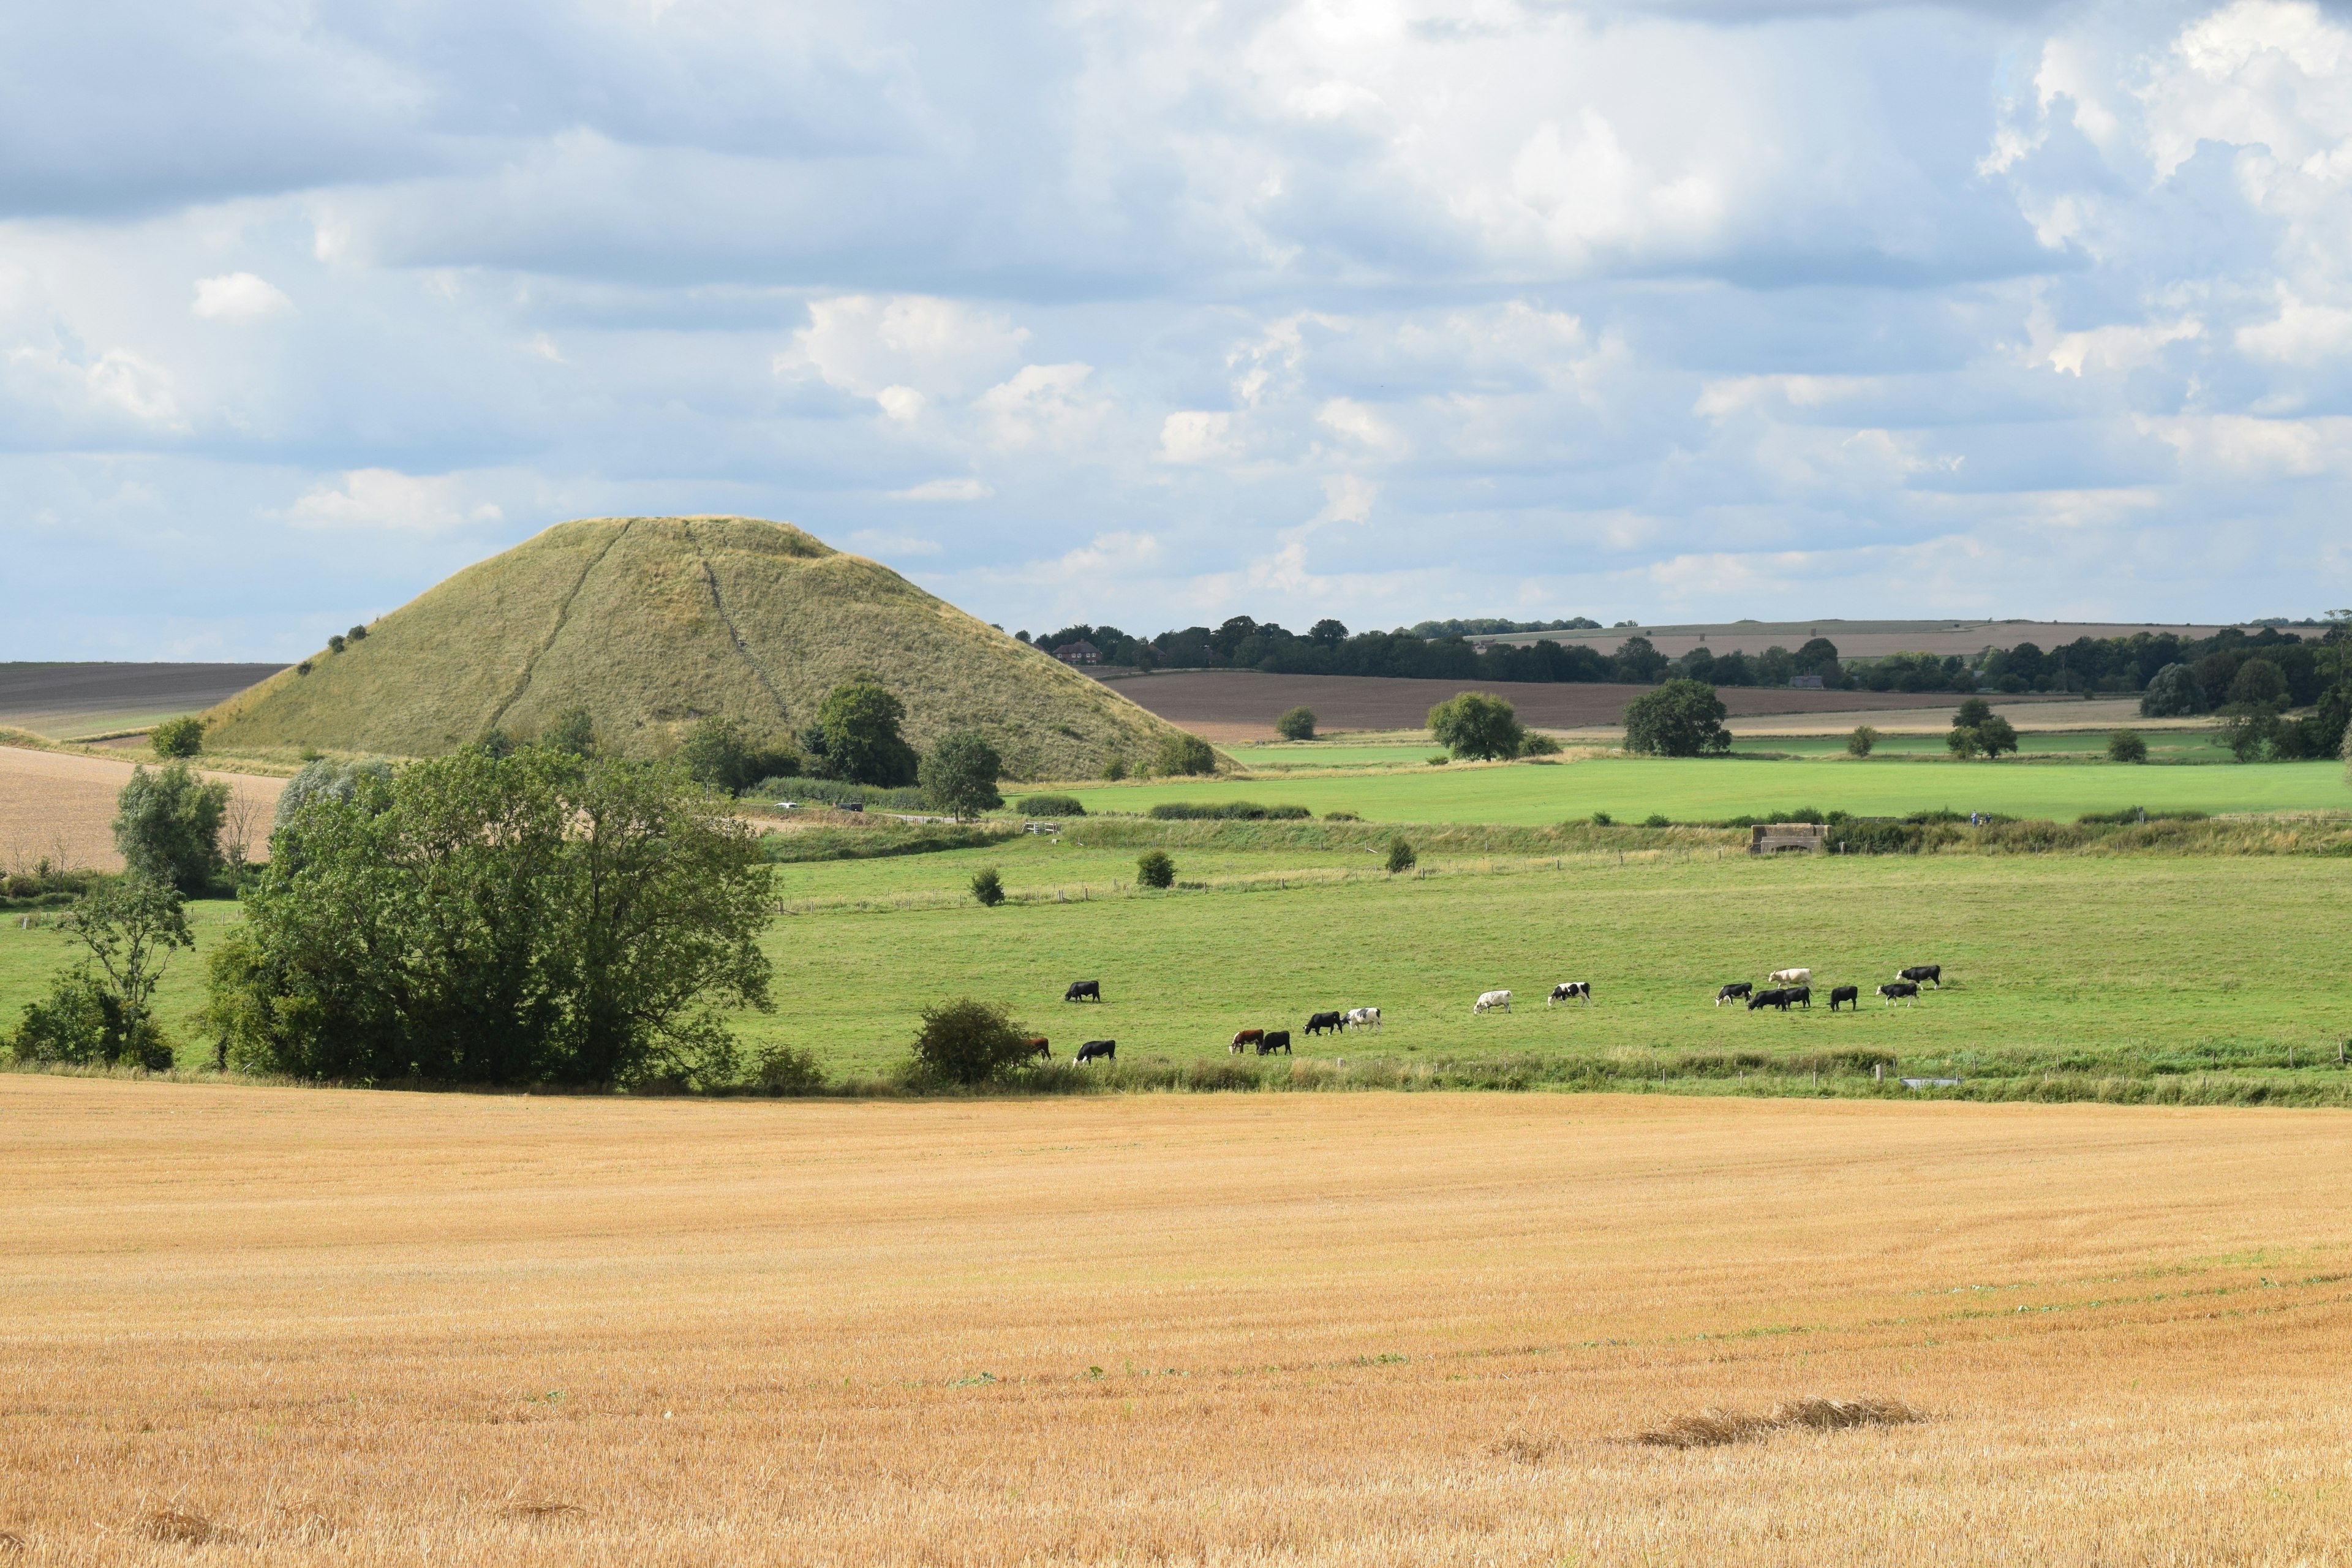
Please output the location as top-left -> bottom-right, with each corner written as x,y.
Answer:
200,515 -> 1192,779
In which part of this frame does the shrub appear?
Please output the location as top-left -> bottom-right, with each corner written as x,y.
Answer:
970,866 -> 1006,907
750,1044 -> 824,1093
919,730 -> 1005,820
909,997 -> 1036,1086
1323,810 -> 1359,821
543,706 -> 600,758
1146,801 -> 1308,821
114,762 -> 230,895
150,716 -> 205,758
347,624 -> 369,642
1946,726 -> 1982,760
1623,680 -> 1731,756
680,717 -> 799,796
1136,849 -> 1176,889
1519,731 -> 1562,755
326,634 -> 347,654
1591,812 -> 1613,826
1385,836 -> 1416,874
296,660 -> 313,676
1101,756 -> 1128,781
1155,731 -> 1218,777
1846,725 -> 1879,758
1427,755 -> 1449,766
2108,729 -> 2149,764
1275,706 -> 1317,741
750,775 -> 926,812
1428,692 -> 1525,760
1643,813 -> 1671,827
1023,794 -> 1087,816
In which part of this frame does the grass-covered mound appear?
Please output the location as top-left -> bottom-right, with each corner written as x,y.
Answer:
198,516 -> 1193,779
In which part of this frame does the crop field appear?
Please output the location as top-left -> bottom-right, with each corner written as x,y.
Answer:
1025,752 -> 2350,824
5,1077 -> 2351,1564
0,662 -> 284,741
0,746 -> 283,873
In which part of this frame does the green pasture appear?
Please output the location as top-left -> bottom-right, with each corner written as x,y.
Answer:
1736,730 -> 2238,761
1022,755 -> 2350,826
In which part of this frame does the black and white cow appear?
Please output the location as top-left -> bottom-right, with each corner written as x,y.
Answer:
1256,1030 -> 1293,1055
1746,988 -> 1792,1012
1064,980 -> 1102,1003
1547,982 -> 1592,1008
1075,1039 -> 1117,1061
1305,1011 -> 1346,1036
1898,965 -> 1943,989
1715,982 -> 1754,1006
1878,981 -> 1920,1006
1828,986 -> 1860,1011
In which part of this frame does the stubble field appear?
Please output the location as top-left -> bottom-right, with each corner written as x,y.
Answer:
0,747 -> 282,874
3,1077 -> 2349,1564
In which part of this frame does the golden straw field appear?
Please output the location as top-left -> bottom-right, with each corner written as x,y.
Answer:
6,1079 -> 2351,1563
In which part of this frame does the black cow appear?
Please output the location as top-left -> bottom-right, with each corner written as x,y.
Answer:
1879,981 -> 1920,1006
1305,1011 -> 1346,1036
1898,965 -> 1943,989
1256,1030 -> 1292,1055
1075,1039 -> 1117,1062
1828,986 -> 1860,1011
1785,986 -> 1812,1009
1746,988 -> 1792,1012
1064,980 -> 1102,1003
1715,982 -> 1753,1006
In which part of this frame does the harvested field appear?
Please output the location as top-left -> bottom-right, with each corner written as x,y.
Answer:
4,1078 -> 2351,1563
0,663 -> 284,741
0,745 -> 282,872
1091,670 -> 2031,744
1471,618 -> 2254,659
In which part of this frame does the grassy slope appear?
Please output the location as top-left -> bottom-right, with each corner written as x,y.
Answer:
198,516 -> 1195,780
1022,754 -> 2351,824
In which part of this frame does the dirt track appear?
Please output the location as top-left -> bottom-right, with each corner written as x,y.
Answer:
1093,670 -> 2019,743
0,746 -> 282,872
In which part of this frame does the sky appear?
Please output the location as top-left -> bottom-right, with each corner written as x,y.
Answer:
5,0 -> 2351,660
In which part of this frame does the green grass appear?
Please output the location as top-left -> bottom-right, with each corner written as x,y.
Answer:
1020,754 -> 2350,825
1743,729 -> 2239,761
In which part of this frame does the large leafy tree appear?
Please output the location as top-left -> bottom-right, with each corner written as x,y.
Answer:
918,731 -> 1005,820
207,747 -> 771,1087
1621,680 -> 1731,757
1428,691 -> 1526,760
805,683 -> 920,786
113,761 -> 230,894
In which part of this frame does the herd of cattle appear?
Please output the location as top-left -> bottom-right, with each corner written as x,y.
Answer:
1030,963 -> 1948,1062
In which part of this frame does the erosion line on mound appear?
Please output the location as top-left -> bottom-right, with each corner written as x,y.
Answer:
488,521 -> 633,733
689,522 -> 792,726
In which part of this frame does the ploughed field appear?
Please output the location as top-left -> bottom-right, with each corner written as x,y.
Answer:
0,662 -> 285,741
5,1077 -> 2350,1564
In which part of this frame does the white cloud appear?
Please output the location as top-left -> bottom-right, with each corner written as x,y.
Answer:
1311,473 -> 1376,527
4,344 -> 182,426
778,295 -> 1028,405
975,363 -> 1107,451
887,477 -> 990,502
1314,397 -> 1404,454
2237,293 -> 2352,363
1158,410 -> 1239,464
2040,316 -> 2203,377
282,470 -> 503,532
191,273 -> 293,323
848,529 -> 945,555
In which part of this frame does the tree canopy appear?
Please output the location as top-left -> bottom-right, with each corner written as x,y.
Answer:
113,761 -> 229,894
1621,680 -> 1731,757
804,682 -> 920,786
1428,691 -> 1525,760
919,730 -> 1005,819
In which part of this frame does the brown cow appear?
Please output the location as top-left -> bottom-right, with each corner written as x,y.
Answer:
1023,1036 -> 1050,1060
1231,1028 -> 1264,1055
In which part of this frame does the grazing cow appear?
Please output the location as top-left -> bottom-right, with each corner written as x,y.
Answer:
1256,1030 -> 1292,1055
1305,1011 -> 1347,1036
1828,986 -> 1860,1011
1547,982 -> 1593,1008
1898,965 -> 1943,989
1768,968 -> 1811,989
1074,1039 -> 1117,1062
1063,980 -> 1102,1003
1231,1028 -> 1264,1055
1746,988 -> 1792,1012
1716,982 -> 1754,1006
1785,986 -> 1812,1009
1878,981 -> 1920,1006
1345,1007 -> 1382,1032
1474,990 -> 1513,1014
1023,1036 -> 1051,1060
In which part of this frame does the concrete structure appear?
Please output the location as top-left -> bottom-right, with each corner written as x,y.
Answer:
1750,822 -> 1829,855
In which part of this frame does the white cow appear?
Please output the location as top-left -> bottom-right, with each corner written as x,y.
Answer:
1474,990 -> 1513,1014
1768,967 -> 1811,988
1346,1006 -> 1382,1031
1547,982 -> 1591,1008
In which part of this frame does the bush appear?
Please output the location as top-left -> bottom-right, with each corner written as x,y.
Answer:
1946,726 -> 1981,760
1155,731 -> 1218,777
326,633 -> 347,654
1136,849 -> 1176,889
909,997 -> 1036,1086
2108,729 -> 2149,764
1385,836 -> 1416,874
1428,692 -> 1525,760
1101,756 -> 1128,781
1847,725 -> 1879,758
114,762 -> 230,894
1323,810 -> 1359,821
150,716 -> 205,758
749,1044 -> 825,1094
347,624 -> 369,643
679,716 -> 799,795
1622,680 -> 1731,756
919,730 -> 1005,820
274,757 -> 394,834
1643,813 -> 1671,827
1023,794 -> 1087,816
970,866 -> 1006,907
1591,812 -> 1613,826
1147,801 -> 1309,820
543,706 -> 600,757
1275,706 -> 1317,741
1519,731 -> 1562,755
748,776 -> 927,812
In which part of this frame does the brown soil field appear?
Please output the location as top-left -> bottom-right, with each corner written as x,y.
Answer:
1095,670 -> 2052,744
1472,619 -> 2259,659
0,663 -> 284,740
4,1077 -> 2348,1564
0,747 -> 282,872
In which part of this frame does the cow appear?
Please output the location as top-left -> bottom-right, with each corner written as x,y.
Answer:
1878,981 -> 1920,1006
1716,982 -> 1754,1006
1305,1011 -> 1347,1036
1785,986 -> 1812,1009
1474,990 -> 1513,1014
1828,986 -> 1860,1011
1746,988 -> 1792,1012
1231,1028 -> 1264,1054
1768,968 -> 1811,989
1898,965 -> 1943,989
1547,982 -> 1592,1008
1256,1030 -> 1292,1055
1074,1039 -> 1117,1062
1023,1036 -> 1051,1060
1063,980 -> 1102,1003
1345,1007 -> 1382,1032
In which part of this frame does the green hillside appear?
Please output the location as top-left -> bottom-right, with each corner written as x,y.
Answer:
200,516 -> 1194,779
